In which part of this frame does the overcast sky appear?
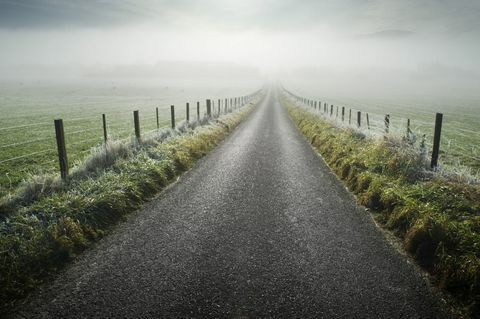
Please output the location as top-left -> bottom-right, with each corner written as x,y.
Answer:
0,0 -> 479,96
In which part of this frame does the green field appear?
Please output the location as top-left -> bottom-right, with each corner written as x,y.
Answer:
284,84 -> 480,174
0,78 -> 258,196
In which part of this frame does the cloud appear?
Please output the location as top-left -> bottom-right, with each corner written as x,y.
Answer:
0,0 -> 158,29
1,0 -> 479,39
363,0 -> 480,37
0,0 -> 369,32
356,29 -> 414,40
0,0 -> 479,77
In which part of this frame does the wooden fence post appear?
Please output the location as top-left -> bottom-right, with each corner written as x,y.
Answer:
342,107 -> 345,122
366,113 -> 370,130
133,110 -> 141,142
385,114 -> 390,134
206,99 -> 212,117
102,114 -> 107,143
330,105 -> 333,117
407,119 -> 411,139
218,99 -> 221,115
197,102 -> 200,122
349,109 -> 352,124
357,111 -> 361,127
336,106 -> 338,118
170,105 -> 175,129
54,119 -> 69,180
225,98 -> 228,113
431,113 -> 443,168
186,103 -> 190,123
156,107 -> 159,129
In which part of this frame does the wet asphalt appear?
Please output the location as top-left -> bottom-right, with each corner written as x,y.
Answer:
13,88 -> 452,318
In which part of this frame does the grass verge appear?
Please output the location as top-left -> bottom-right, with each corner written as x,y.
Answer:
284,98 -> 480,318
0,101 -> 258,313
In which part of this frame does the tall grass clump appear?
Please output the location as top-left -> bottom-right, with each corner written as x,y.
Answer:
284,97 -> 480,318
0,102 -> 259,314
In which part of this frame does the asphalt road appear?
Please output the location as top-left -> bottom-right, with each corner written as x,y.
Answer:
14,88 -> 451,318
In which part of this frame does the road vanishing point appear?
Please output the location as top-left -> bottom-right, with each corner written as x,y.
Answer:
14,87 -> 451,318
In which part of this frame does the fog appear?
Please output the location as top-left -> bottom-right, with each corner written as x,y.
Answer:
0,0 -> 479,98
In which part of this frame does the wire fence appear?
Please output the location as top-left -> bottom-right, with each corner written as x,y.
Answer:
0,91 -> 262,196
282,87 -> 479,175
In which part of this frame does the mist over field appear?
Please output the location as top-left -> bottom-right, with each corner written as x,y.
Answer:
0,0 -> 478,101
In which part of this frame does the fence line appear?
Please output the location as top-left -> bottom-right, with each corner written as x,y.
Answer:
0,90 -> 262,188
282,87 -> 463,170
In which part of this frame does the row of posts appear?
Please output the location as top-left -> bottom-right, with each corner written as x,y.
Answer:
54,95 -> 255,180
288,92 -> 443,169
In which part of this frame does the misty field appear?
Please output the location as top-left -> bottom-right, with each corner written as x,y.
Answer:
0,78 -> 256,196
1,78 -> 478,198
285,84 -> 480,174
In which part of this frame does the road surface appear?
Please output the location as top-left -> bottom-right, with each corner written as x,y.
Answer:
14,87 -> 451,318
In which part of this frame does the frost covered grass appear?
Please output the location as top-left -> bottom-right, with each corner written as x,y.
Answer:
284,97 -> 480,318
282,88 -> 480,173
0,100 -> 259,313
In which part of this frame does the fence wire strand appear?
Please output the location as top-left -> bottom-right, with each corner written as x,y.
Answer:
0,149 -> 55,164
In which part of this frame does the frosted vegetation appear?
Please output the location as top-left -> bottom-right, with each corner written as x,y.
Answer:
0,77 -> 262,197
282,85 -> 480,183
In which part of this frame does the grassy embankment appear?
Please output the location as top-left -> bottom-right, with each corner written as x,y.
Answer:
0,102 -> 180,196
0,100 -> 259,312
281,86 -> 480,171
284,98 -> 480,318
0,83 -> 255,193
